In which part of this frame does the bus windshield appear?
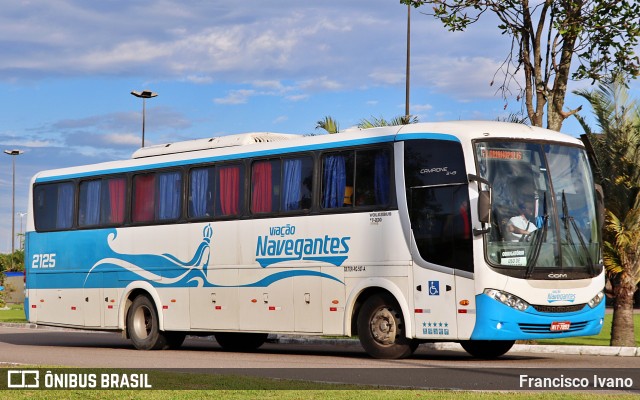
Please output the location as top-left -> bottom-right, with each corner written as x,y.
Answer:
475,141 -> 601,279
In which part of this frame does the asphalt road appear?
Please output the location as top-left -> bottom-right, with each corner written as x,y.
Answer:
0,325 -> 638,391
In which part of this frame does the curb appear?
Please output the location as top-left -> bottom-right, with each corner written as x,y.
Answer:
268,335 -> 640,357
2,322 -> 638,357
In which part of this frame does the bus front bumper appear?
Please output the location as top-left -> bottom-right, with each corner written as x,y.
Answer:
470,293 -> 605,341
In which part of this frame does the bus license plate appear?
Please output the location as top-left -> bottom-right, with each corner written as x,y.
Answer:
550,321 -> 571,332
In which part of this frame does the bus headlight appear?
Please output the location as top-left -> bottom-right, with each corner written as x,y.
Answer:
588,291 -> 605,308
484,289 -> 530,312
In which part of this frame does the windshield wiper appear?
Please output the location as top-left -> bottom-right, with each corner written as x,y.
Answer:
561,191 -> 598,275
525,192 -> 548,279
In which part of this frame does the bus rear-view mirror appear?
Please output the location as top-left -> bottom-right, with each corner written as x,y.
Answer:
478,190 -> 491,223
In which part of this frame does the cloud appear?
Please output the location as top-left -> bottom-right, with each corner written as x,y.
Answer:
272,116 -> 288,124
285,94 -> 309,102
298,77 -> 343,91
214,89 -> 256,105
414,56 -> 515,101
412,103 -> 433,112
0,2 -> 404,84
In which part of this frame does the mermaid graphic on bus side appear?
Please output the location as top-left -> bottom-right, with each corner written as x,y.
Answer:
84,224 -> 213,288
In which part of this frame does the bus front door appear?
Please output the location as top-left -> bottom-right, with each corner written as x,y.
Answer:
412,266 -> 457,340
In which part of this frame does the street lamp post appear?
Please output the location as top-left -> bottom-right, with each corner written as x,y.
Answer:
4,149 -> 23,270
130,90 -> 158,147
405,3 -> 411,121
17,212 -> 26,250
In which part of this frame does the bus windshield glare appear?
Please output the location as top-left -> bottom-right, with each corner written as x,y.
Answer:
475,141 -> 601,279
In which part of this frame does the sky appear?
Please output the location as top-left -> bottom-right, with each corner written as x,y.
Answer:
0,0 -> 638,253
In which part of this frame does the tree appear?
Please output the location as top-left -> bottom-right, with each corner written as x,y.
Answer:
358,115 -> 418,129
496,112 -> 529,124
0,251 -> 24,272
575,76 -> 640,347
316,116 -> 340,134
402,0 -> 640,131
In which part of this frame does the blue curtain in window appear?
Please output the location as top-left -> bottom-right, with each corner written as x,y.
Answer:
158,172 -> 182,220
82,180 -> 101,226
56,183 -> 74,229
283,159 -> 302,211
374,150 -> 390,205
190,168 -> 209,217
322,155 -> 346,208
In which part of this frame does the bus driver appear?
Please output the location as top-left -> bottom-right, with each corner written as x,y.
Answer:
507,200 -> 537,241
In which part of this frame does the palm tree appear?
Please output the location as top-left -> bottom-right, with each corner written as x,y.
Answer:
575,75 -> 640,347
315,116 -> 340,134
497,112 -> 529,125
358,115 -> 418,129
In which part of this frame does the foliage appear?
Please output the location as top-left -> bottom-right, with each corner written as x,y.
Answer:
401,0 -> 640,131
316,116 -> 340,134
537,313 -> 640,347
0,250 -> 24,272
574,75 -> 640,346
316,114 -> 418,133
357,114 -> 418,128
496,112 -> 529,125
0,251 -> 24,308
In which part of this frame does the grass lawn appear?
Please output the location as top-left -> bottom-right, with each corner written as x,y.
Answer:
0,369 -> 637,399
0,389 -> 636,400
535,313 -> 640,347
0,303 -> 26,322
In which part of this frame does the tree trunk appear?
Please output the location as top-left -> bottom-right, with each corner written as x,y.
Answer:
546,104 -> 565,132
610,271 -> 637,347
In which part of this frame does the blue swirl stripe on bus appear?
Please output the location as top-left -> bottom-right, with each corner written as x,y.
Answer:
256,255 -> 348,268
237,270 -> 343,287
28,224 -> 344,290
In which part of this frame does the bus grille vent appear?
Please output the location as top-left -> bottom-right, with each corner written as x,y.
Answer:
531,304 -> 586,313
518,321 -> 589,334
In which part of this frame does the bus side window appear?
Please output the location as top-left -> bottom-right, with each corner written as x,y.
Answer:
355,148 -> 390,206
189,166 -> 215,219
34,182 -> 75,231
281,156 -> 313,212
251,159 -> 281,214
157,171 -> 183,221
79,180 -> 102,227
132,173 -> 156,223
215,164 -> 244,217
78,176 -> 126,227
321,151 -> 354,208
102,177 -> 126,225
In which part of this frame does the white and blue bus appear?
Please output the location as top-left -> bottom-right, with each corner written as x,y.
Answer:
24,121 -> 605,359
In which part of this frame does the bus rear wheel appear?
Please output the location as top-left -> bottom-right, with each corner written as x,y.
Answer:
127,295 -> 168,350
460,340 -> 515,359
357,294 -> 418,359
214,332 -> 269,351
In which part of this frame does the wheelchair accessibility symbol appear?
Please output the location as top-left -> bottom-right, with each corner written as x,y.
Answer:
428,281 -> 440,296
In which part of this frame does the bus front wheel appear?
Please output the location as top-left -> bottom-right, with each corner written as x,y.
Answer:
127,295 -> 168,350
460,340 -> 515,359
357,293 -> 418,359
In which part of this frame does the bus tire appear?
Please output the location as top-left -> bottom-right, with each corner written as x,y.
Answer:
127,295 -> 168,350
214,332 -> 268,351
460,340 -> 515,359
357,293 -> 417,359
